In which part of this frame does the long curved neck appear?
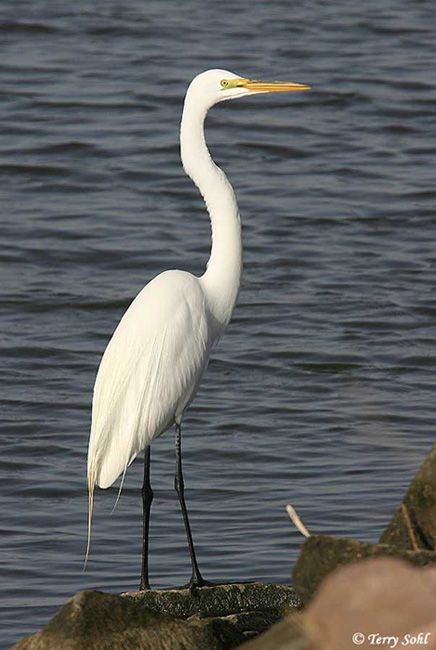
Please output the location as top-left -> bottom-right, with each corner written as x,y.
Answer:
180,96 -> 242,329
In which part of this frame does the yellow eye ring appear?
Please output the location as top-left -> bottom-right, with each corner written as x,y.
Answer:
220,79 -> 229,88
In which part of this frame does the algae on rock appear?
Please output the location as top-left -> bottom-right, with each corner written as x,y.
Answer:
13,582 -> 301,650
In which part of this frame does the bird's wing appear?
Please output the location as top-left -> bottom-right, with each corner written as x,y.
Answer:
87,270 -> 210,489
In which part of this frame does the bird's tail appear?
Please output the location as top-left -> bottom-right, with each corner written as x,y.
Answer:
84,462 -> 96,571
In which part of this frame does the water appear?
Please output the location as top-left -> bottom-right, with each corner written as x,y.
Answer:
1,0 -> 435,645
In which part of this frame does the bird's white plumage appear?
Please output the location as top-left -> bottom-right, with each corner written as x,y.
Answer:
88,70 -> 246,498
86,69 -> 309,566
88,270 -> 214,489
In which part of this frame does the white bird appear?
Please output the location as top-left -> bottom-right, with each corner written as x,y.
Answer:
86,69 -> 310,590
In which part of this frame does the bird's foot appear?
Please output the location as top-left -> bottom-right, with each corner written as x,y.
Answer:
139,578 -> 152,591
190,576 -> 213,592
178,575 -> 213,595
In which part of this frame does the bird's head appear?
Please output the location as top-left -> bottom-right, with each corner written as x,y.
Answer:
186,68 -> 310,110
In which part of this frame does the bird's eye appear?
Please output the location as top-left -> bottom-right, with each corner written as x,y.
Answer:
220,79 -> 229,88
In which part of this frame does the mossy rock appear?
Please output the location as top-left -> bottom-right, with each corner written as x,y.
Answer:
292,534 -> 436,604
380,444 -> 436,550
13,583 -> 301,650
124,581 -> 301,619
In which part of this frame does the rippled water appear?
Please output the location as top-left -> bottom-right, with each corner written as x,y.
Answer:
1,0 -> 436,646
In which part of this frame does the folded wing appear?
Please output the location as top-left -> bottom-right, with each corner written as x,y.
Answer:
87,270 -> 210,490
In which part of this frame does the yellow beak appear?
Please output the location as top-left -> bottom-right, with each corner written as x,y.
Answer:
240,78 -> 311,93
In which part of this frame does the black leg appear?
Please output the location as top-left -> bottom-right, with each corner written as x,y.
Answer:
175,422 -> 208,589
140,445 -> 153,590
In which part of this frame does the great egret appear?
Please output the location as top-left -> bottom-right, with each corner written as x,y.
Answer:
86,69 -> 310,590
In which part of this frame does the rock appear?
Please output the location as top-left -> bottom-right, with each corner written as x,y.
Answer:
292,534 -> 436,603
290,447 -> 436,604
380,445 -> 436,550
302,557 -> 436,650
241,558 -> 436,649
13,583 -> 301,650
237,614 -> 309,650
124,581 -> 302,619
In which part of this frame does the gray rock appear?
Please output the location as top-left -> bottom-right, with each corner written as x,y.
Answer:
13,582 -> 301,650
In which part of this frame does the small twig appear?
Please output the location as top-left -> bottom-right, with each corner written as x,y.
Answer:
286,504 -> 311,538
400,503 -> 419,551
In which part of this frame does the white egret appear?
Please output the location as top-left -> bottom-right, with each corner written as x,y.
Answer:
86,69 -> 310,590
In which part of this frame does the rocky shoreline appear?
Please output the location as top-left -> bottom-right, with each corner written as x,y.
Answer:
13,445 -> 436,650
